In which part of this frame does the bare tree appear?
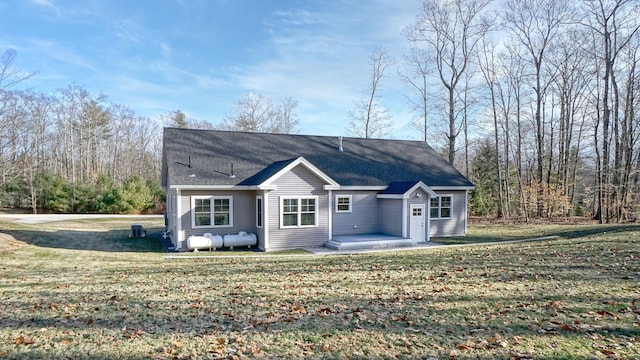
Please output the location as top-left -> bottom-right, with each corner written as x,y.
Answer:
0,49 -> 35,91
345,48 -> 394,139
546,28 -> 592,216
477,38 -> 504,218
503,0 -> 572,217
583,0 -> 640,222
272,96 -> 300,134
406,0 -> 492,165
222,93 -> 299,134
499,44 -> 529,220
163,109 -> 213,130
399,47 -> 433,142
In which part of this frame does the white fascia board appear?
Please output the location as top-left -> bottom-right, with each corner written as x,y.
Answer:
377,194 -> 404,199
324,185 -> 341,190
376,181 -> 437,199
169,185 -> 260,191
429,185 -> 475,191
338,186 -> 387,191
261,156 -> 340,188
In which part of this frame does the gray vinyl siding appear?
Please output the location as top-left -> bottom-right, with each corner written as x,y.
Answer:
379,198 -> 402,237
266,165 -> 329,251
332,191 -> 379,235
178,190 -> 256,250
430,190 -> 467,237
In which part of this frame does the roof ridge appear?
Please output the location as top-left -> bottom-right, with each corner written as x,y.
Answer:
164,127 -> 430,145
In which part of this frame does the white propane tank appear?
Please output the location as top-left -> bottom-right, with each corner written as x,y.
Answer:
223,232 -> 257,250
187,235 -> 213,251
203,233 -> 223,248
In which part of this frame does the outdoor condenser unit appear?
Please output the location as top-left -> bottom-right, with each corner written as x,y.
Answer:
129,224 -> 147,238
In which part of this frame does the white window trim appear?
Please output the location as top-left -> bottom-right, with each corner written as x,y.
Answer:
335,195 -> 352,213
256,196 -> 263,228
280,196 -> 319,229
430,194 -> 453,220
191,195 -> 234,229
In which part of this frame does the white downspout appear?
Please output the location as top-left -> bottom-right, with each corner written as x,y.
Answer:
176,187 -> 182,250
328,190 -> 333,241
401,198 -> 408,238
464,189 -> 469,235
263,191 -> 270,251
426,195 -> 431,242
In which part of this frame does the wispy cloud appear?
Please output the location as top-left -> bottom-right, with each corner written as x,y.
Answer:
220,0 -> 421,134
30,0 -> 57,9
4,0 -> 423,138
27,39 -> 97,72
113,19 -> 147,44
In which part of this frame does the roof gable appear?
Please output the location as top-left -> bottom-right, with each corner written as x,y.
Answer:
162,128 -> 474,189
378,181 -> 437,199
240,157 -> 339,190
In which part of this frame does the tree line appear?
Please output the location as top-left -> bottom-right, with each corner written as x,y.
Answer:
397,0 -> 640,223
0,81 -> 164,213
332,0 -> 640,223
2,0 -> 640,222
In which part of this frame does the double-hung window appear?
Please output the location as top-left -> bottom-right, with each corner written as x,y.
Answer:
430,195 -> 452,219
280,196 -> 317,228
194,198 -> 211,227
335,195 -> 352,213
192,196 -> 233,228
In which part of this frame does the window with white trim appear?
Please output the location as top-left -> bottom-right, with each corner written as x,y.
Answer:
280,196 -> 318,228
194,198 -> 211,226
192,196 -> 233,228
430,195 -> 452,219
256,196 -> 263,228
335,195 -> 352,213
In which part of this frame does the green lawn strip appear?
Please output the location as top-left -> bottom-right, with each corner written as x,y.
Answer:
435,222 -> 640,245
1,221 -> 639,359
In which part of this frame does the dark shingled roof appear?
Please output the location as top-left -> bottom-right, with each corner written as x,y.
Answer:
379,181 -> 422,195
161,128 -> 474,188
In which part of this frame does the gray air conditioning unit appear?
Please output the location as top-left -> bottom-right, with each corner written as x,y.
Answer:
129,224 -> 147,238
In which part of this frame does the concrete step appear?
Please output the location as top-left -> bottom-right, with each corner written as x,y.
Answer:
325,238 -> 418,251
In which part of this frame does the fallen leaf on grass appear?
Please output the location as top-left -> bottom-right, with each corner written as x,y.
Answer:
14,336 -> 35,345
593,343 -> 616,355
317,307 -> 332,316
597,310 -> 618,319
172,341 -> 184,348
457,339 -> 475,350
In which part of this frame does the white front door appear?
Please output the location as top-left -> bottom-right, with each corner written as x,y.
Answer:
410,204 -> 425,242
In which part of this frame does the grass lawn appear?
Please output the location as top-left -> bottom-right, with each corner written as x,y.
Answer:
1,219 -> 639,359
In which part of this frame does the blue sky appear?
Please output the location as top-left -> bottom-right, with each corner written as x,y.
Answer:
1,0 -> 424,139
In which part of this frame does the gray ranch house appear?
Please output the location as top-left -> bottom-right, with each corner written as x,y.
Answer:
161,128 -> 474,251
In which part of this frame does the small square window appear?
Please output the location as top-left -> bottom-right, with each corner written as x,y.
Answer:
335,195 -> 352,213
